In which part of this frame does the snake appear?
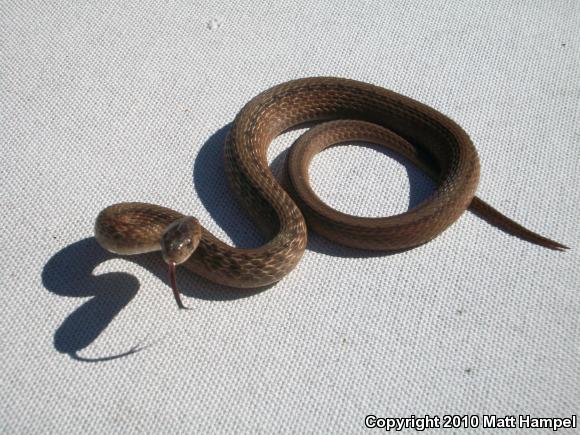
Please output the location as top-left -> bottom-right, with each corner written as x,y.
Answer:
94,77 -> 567,308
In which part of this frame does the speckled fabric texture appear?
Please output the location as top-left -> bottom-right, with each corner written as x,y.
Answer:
0,1 -> 578,433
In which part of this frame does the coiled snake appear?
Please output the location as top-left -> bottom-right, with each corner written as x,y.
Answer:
95,77 -> 567,308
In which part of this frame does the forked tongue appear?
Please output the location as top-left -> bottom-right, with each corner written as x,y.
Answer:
168,262 -> 188,309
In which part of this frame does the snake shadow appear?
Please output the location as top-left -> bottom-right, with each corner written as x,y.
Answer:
42,123 -> 434,362
42,237 -> 266,362
192,123 -> 436,258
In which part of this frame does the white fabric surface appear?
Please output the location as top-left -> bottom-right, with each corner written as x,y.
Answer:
1,0 -> 578,433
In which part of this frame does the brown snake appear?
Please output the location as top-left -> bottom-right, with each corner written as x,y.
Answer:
95,77 -> 567,308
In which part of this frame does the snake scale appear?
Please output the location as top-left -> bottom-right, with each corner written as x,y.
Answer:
95,77 -> 567,308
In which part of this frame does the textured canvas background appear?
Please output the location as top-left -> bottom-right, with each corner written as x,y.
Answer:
1,0 -> 578,433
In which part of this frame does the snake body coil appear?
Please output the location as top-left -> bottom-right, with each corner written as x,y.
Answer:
95,77 -> 566,299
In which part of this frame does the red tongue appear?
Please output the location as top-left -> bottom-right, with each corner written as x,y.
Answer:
168,262 -> 187,309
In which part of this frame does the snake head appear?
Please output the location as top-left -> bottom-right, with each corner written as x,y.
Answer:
160,216 -> 202,309
161,216 -> 202,265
